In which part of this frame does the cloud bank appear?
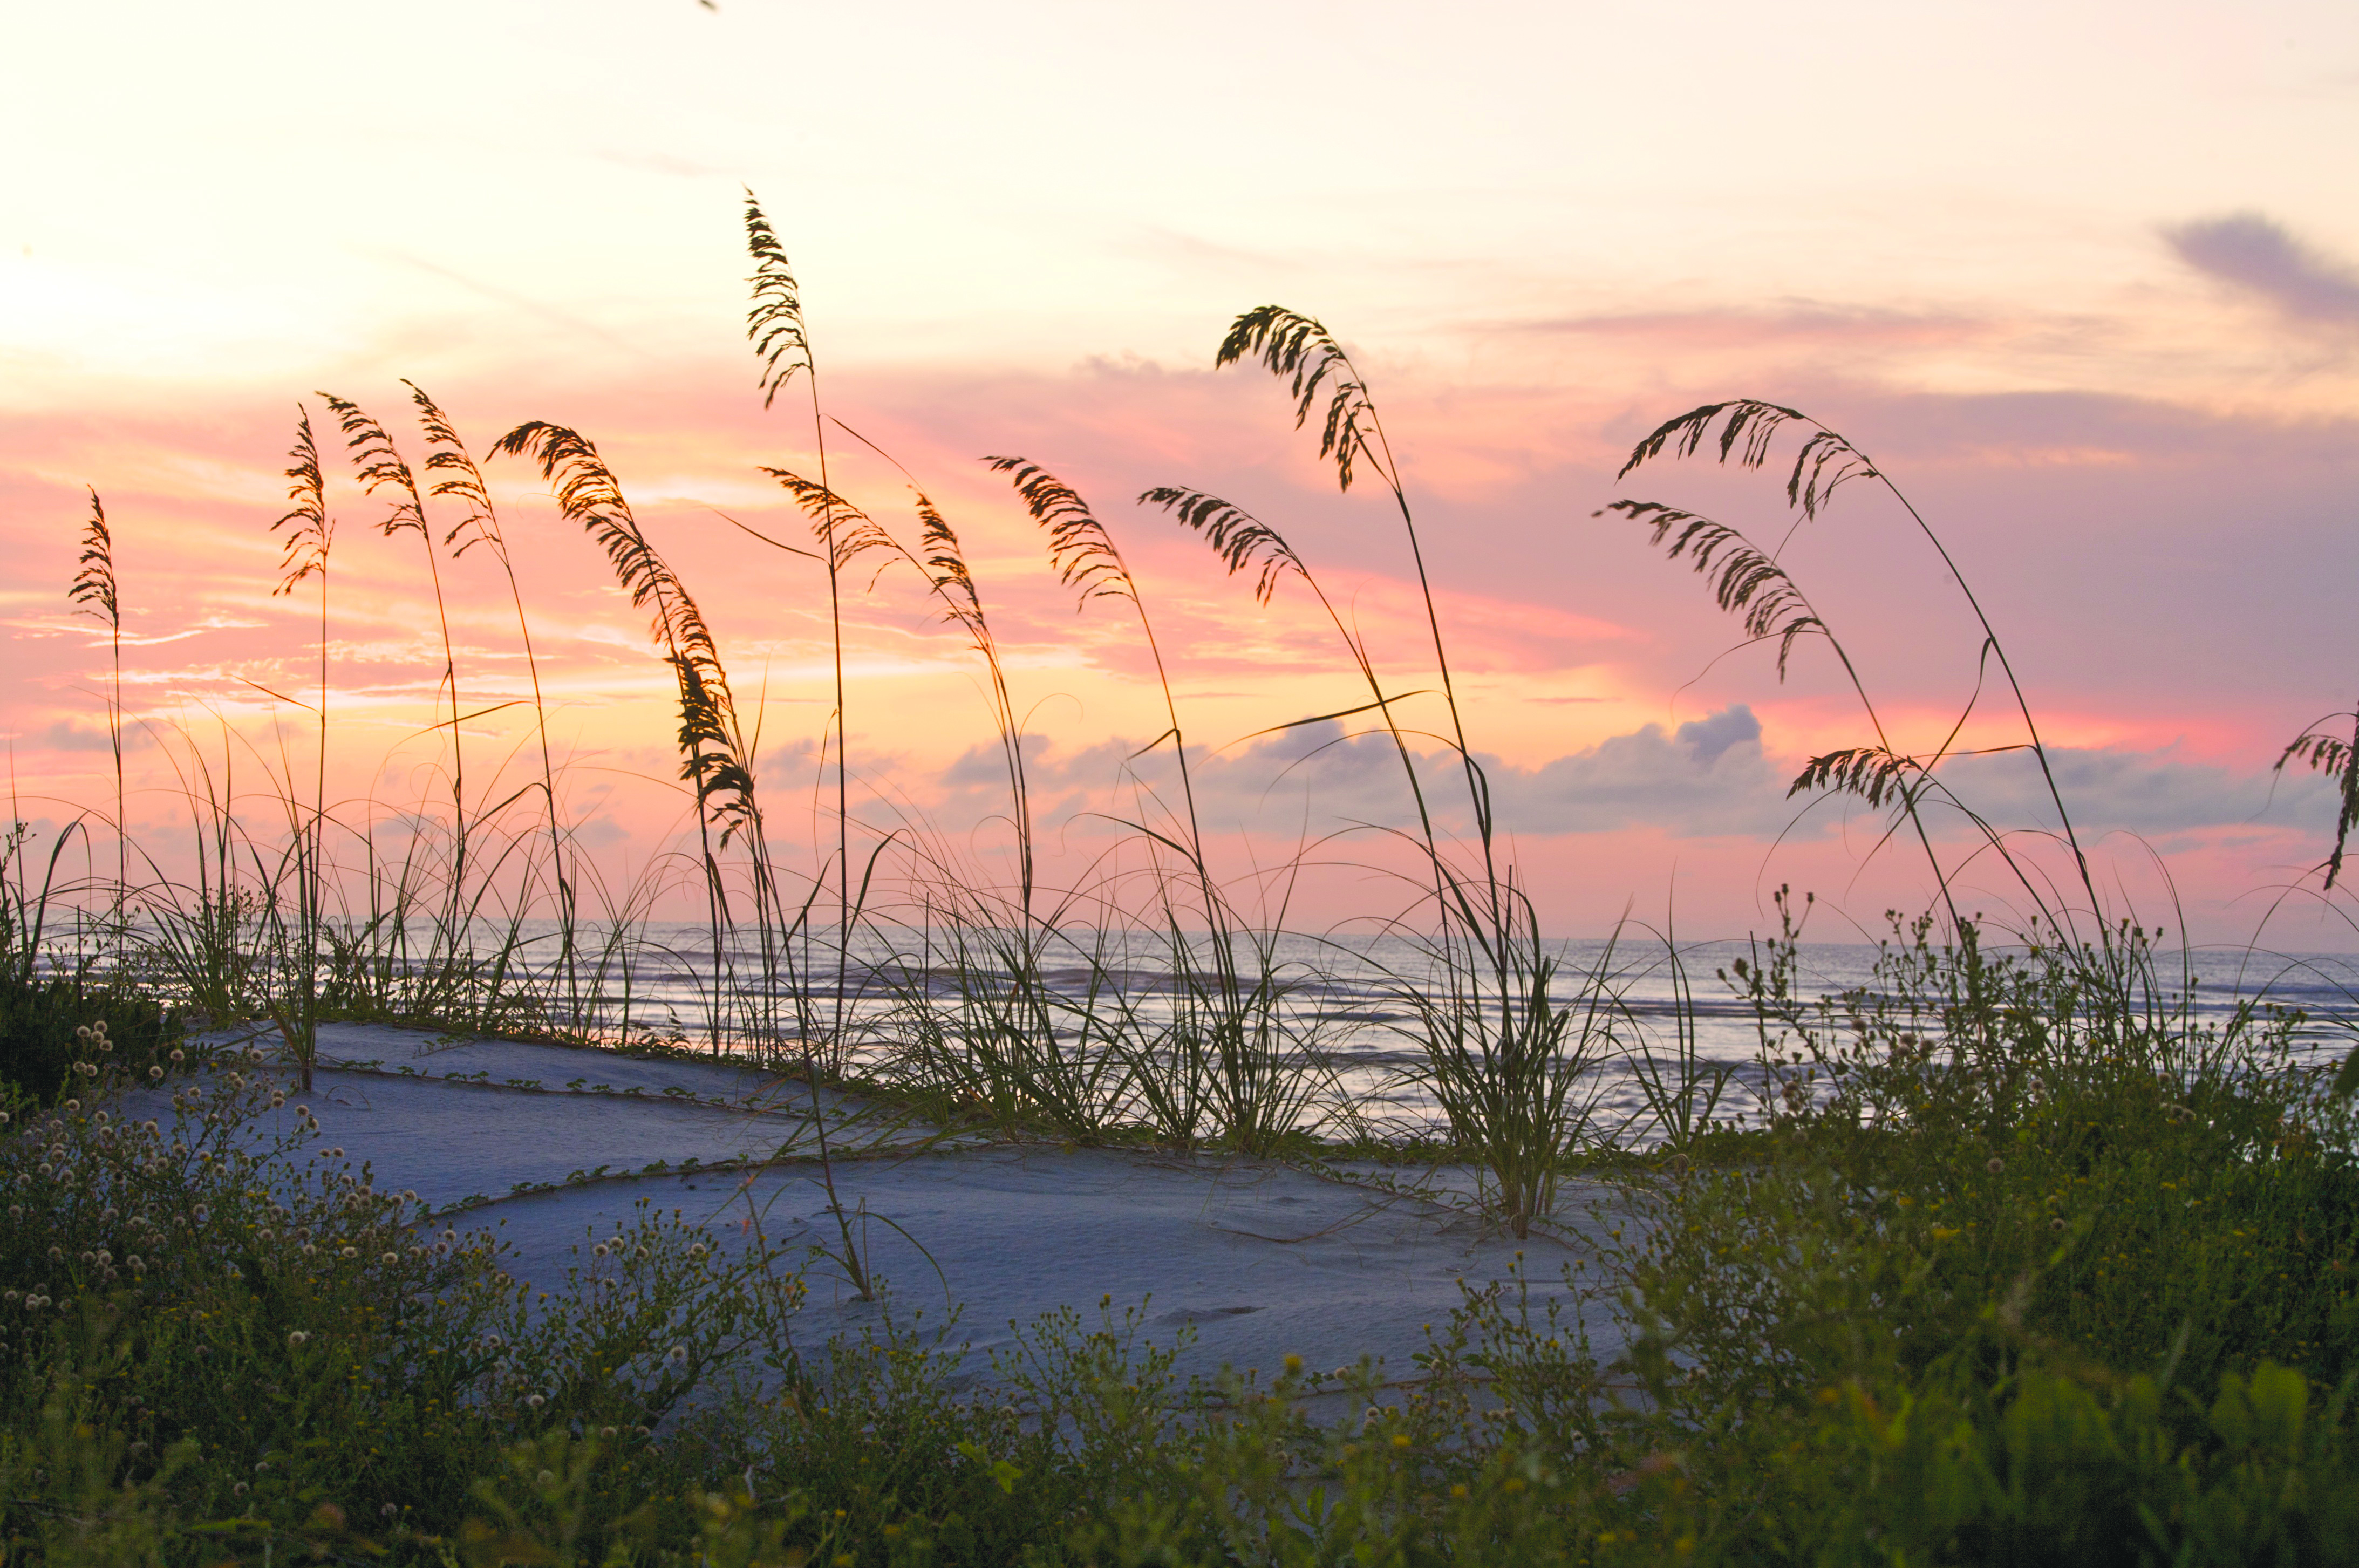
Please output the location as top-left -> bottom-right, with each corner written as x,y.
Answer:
928,706 -> 2337,855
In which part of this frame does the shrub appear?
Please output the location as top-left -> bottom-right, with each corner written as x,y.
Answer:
0,974 -> 185,1107
0,1032 -> 805,1559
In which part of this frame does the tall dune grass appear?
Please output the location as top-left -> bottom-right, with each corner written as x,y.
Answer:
18,200 -> 2351,1243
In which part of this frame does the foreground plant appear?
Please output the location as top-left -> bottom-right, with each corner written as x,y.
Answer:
260,406 -> 334,1092
12,918 -> 2359,1563
1150,308 -> 1615,1230
0,1022 -> 806,1555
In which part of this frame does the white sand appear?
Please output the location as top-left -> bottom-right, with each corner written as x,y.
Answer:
176,1024 -> 1639,1392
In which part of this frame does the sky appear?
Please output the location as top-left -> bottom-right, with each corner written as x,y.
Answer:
4,0 -> 2358,950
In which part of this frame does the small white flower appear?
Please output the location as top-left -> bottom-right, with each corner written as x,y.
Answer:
525,1393 -> 545,1408
288,1330 -> 309,1345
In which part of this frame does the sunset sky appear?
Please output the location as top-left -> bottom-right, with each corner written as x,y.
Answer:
5,0 -> 2358,949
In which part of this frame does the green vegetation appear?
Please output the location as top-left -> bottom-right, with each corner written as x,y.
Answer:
13,201 -> 2359,1559
8,917 -> 2359,1562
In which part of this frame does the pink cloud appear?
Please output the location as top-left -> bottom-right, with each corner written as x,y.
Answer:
6,309 -> 2357,944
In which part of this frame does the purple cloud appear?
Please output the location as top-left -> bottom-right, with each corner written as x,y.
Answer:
2166,213 -> 2359,323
